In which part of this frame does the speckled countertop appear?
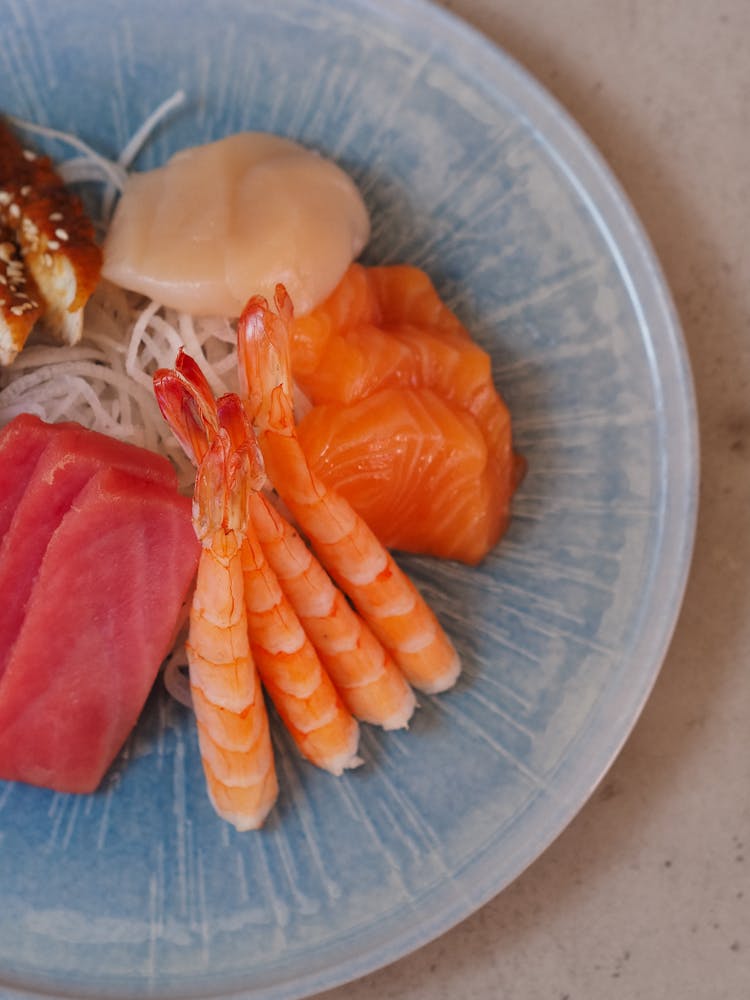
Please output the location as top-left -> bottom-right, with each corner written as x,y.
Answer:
312,2 -> 749,998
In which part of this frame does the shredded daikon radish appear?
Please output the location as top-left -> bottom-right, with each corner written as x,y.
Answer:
162,602 -> 193,709
117,90 -> 186,171
163,644 -> 193,710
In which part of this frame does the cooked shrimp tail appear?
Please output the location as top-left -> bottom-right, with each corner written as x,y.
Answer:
153,358 -> 215,466
237,291 -> 292,431
237,290 -> 461,694
175,347 -> 216,409
215,394 -> 362,775
156,376 -> 278,831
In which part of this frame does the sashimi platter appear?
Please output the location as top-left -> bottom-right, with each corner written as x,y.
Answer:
0,2 -> 697,999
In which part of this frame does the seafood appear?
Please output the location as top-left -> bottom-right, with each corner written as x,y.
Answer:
249,495 -> 417,729
155,375 -> 278,830
103,132 -> 369,317
158,352 -> 415,731
290,263 -> 521,564
155,361 -> 361,784
237,287 -> 461,695
0,118 -> 102,359
0,413 -> 60,542
297,386 -> 496,564
0,418 -> 199,794
0,417 -> 180,681
217,394 -> 361,775
0,222 -> 43,365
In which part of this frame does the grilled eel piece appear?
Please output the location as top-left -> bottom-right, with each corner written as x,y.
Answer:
0,222 -> 44,366
0,118 -> 102,364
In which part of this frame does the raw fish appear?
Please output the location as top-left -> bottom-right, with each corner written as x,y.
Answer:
290,264 -> 520,564
0,414 -> 63,542
0,418 -> 177,679
297,386 -> 501,564
0,466 -> 199,793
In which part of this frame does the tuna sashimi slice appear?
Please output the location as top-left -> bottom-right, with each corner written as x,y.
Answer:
0,414 -> 66,544
0,466 -> 199,793
0,419 -> 178,679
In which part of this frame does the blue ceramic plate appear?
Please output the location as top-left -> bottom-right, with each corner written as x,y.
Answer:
0,1 -> 697,998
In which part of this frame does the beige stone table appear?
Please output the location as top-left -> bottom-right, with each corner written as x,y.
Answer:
312,2 -> 749,998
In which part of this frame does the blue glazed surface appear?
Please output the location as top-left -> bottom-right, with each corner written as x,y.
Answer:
0,1 -> 697,998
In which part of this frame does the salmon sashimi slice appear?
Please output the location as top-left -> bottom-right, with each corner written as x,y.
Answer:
290,263 -> 519,564
0,466 -> 199,793
290,264 -> 486,406
297,386 -> 509,564
0,418 -> 178,679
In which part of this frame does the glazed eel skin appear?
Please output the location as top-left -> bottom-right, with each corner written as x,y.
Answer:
0,118 -> 101,365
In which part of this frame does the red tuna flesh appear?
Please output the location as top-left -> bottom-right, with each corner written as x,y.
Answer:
0,415 -> 66,543
0,419 -> 178,679
0,466 -> 199,793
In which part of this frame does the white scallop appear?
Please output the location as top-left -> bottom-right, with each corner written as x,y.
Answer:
102,132 -> 370,317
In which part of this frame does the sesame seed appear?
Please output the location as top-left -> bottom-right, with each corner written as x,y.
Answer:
19,185 -> 31,198
10,305 -> 25,315
0,191 -> 11,206
54,228 -> 69,241
43,253 -> 52,267
47,239 -> 60,251
49,212 -> 63,222
22,150 -> 36,161
8,203 -> 20,220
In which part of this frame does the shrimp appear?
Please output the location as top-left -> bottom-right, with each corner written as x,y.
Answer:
163,353 -> 413,729
250,494 -> 417,729
154,374 -> 278,831
155,357 -> 361,775
216,394 -> 361,775
237,288 -> 461,695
